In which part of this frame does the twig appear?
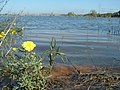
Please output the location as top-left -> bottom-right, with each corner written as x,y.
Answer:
87,85 -> 91,90
5,47 -> 12,57
65,57 -> 80,74
87,81 -> 95,90
0,0 -> 9,12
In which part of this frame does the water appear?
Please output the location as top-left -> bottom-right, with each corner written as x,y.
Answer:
19,16 -> 120,66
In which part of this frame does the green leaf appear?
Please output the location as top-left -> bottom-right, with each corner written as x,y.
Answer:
50,37 -> 56,50
56,46 -> 60,52
48,53 -> 53,66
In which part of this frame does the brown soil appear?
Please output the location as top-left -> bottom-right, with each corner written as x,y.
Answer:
50,64 -> 95,79
46,64 -> 120,90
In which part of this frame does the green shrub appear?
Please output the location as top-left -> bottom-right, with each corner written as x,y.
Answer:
0,17 -> 65,90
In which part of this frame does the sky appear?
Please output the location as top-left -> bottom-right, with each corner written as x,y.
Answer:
1,0 -> 120,14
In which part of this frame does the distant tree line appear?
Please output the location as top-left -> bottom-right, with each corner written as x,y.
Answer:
65,10 -> 120,17
64,12 -> 77,17
84,10 -> 120,17
0,10 -> 120,17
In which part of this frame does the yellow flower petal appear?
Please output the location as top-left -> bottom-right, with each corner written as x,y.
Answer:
0,31 -> 5,38
10,30 -> 17,35
12,48 -> 17,51
22,41 -> 36,52
1,32 -> 5,35
0,34 -> 3,38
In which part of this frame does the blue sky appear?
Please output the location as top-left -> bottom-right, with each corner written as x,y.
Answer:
2,0 -> 120,14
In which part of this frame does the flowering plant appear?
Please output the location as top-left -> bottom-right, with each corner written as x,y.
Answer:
0,17 -> 65,90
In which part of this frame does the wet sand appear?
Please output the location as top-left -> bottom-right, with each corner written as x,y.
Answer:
50,64 -> 96,79
46,63 -> 120,90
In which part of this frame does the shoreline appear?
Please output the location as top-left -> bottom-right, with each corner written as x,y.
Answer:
49,63 -> 120,79
46,63 -> 120,90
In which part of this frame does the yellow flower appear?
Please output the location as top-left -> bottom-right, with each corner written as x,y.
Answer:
12,48 -> 17,51
1,32 -> 5,35
10,30 -> 17,35
22,41 -> 36,52
0,34 -> 3,38
0,32 -> 5,38
13,23 -> 16,26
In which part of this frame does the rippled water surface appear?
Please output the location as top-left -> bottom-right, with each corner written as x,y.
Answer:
20,16 -> 120,66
